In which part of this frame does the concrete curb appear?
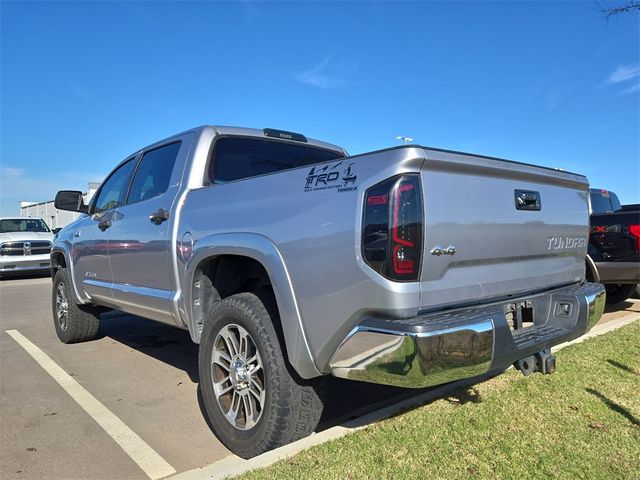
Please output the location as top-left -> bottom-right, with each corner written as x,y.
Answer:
167,311 -> 640,480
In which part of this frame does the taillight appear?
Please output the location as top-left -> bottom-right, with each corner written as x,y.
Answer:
362,174 -> 423,281
628,224 -> 640,252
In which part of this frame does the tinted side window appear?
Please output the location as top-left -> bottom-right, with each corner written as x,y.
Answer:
210,137 -> 344,183
128,142 -> 181,204
93,159 -> 136,213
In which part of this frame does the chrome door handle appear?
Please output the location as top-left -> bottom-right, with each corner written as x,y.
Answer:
149,208 -> 170,225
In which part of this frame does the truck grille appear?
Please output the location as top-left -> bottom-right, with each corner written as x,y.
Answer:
0,241 -> 52,256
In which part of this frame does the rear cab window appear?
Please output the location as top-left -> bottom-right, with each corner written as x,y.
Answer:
590,190 -> 622,214
209,137 -> 345,184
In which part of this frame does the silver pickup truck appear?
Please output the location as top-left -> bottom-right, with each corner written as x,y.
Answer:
52,125 -> 605,458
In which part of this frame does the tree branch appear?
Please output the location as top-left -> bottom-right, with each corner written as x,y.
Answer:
600,2 -> 640,17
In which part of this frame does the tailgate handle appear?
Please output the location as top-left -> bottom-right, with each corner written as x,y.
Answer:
515,190 -> 541,211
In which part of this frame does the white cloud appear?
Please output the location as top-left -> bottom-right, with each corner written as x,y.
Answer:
295,56 -> 355,89
621,82 -> 640,95
606,64 -> 640,84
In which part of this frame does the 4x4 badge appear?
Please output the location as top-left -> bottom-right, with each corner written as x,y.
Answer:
430,245 -> 456,256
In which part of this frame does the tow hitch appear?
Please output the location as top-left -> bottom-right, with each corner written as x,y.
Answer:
514,349 -> 556,376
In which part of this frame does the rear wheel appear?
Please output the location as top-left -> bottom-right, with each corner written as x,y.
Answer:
52,268 -> 101,343
604,283 -> 636,305
199,292 -> 325,458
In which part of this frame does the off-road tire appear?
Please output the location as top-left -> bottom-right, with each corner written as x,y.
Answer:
604,283 -> 636,305
52,268 -> 100,343
199,292 -> 325,459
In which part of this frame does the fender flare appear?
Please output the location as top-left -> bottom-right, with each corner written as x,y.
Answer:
182,232 -> 321,379
50,244 -> 86,304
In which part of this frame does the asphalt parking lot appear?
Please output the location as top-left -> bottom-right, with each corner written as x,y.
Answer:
0,275 -> 418,480
1,275 -> 639,480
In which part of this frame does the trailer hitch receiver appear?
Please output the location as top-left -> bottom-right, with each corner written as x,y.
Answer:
514,349 -> 556,376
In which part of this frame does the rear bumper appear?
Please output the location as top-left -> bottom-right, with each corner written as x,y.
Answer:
595,261 -> 640,284
0,254 -> 51,275
329,282 -> 605,388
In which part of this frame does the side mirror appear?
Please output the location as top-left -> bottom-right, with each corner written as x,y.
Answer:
52,228 -> 62,234
54,190 -> 88,213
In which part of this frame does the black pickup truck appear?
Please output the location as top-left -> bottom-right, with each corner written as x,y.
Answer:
587,189 -> 640,304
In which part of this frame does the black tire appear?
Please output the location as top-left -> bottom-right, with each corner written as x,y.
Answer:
52,268 -> 101,343
604,283 -> 636,305
198,292 -> 325,459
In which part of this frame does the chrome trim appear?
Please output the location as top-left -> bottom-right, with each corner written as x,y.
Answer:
330,318 -> 494,388
0,263 -> 50,273
585,284 -> 606,333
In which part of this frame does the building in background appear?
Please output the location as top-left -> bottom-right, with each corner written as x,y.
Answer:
20,182 -> 100,230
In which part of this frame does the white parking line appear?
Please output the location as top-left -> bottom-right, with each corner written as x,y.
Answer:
5,329 -> 176,480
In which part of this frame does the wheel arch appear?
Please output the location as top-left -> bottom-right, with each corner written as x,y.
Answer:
50,246 -> 85,304
585,254 -> 600,283
183,233 -> 320,379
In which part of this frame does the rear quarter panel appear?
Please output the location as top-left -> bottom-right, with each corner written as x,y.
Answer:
180,147 -> 425,371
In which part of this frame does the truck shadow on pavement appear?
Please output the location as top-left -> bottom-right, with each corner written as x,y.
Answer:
97,309 -> 416,434
97,310 -> 200,382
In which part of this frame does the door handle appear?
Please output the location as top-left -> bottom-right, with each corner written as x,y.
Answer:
149,208 -> 170,225
98,219 -> 112,231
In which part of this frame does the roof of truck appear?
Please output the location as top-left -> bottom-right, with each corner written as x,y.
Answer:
142,125 -> 345,154
211,125 -> 347,154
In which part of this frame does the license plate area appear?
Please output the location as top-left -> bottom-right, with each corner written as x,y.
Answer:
504,301 -> 534,331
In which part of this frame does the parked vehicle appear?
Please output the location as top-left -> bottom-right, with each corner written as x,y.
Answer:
0,217 -> 54,277
587,189 -> 640,304
51,126 -> 605,458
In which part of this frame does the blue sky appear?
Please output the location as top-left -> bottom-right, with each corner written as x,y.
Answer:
1,1 -> 638,216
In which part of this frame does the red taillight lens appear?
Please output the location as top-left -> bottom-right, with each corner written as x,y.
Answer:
628,224 -> 640,252
363,175 -> 423,281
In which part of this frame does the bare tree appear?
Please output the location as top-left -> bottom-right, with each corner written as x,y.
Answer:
599,1 -> 640,17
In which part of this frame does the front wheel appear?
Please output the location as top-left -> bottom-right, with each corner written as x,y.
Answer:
198,292 -> 325,459
52,268 -> 101,343
604,283 -> 636,305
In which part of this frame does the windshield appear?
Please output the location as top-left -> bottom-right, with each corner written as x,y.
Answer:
0,218 -> 51,233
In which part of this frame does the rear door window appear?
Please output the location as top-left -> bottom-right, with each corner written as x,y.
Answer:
127,142 -> 181,204
209,137 -> 344,183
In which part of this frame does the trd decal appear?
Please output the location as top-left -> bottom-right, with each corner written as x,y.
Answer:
304,161 -> 358,193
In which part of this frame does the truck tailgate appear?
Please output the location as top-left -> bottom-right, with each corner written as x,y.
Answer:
419,148 -> 590,311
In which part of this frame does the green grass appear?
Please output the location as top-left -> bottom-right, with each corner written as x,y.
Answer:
240,322 -> 640,480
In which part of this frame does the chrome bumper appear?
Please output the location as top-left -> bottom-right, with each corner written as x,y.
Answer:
0,254 -> 51,273
329,282 -> 605,388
